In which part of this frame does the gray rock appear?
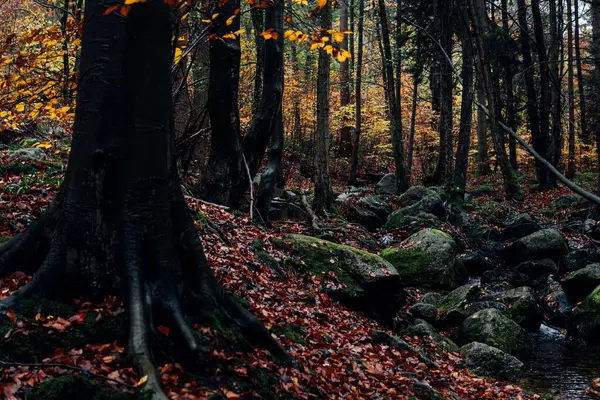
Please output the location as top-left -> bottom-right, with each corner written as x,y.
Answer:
506,229 -> 568,265
502,287 -> 543,332
420,292 -> 443,306
540,277 -> 573,327
461,251 -> 496,276
403,319 -> 460,354
551,194 -> 585,210
460,342 -> 525,381
481,270 -> 529,287
384,212 -> 442,233
381,229 -> 457,290
452,309 -> 533,358
513,259 -> 558,288
561,263 -> 600,301
558,248 -> 600,274
409,303 -> 438,322
375,173 -> 397,195
503,213 -> 542,240
398,185 -> 439,206
569,285 -> 600,340
357,195 -> 394,220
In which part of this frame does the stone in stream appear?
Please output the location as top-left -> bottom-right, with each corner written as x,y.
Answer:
539,277 -> 573,328
381,228 -> 458,290
280,234 -> 402,318
501,286 -> 544,332
569,285 -> 600,340
512,259 -> 559,289
460,342 -> 525,381
452,308 -> 533,359
505,229 -> 568,265
561,264 -> 600,302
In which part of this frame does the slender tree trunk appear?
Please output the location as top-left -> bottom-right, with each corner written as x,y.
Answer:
0,2 -> 290,399
575,0 -> 588,144
377,0 -> 409,192
476,80 -> 490,175
61,0 -> 70,102
349,0 -> 355,84
531,0 -> 552,187
338,0 -> 352,157
394,0 -> 402,108
289,2 -> 301,151
407,38 -> 422,180
432,0 -> 453,185
251,7 -> 265,115
314,1 -> 334,213
593,0 -> 600,197
469,0 -> 521,198
454,18 -> 474,196
516,0 -> 549,187
548,0 -> 562,186
501,0 -> 517,170
567,0 -> 577,178
201,0 -> 243,206
349,0 -> 364,186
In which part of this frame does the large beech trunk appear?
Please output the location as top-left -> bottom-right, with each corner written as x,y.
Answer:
0,1 -> 289,398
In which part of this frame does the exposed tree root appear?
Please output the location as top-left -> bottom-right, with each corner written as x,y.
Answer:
301,194 -> 321,232
0,189 -> 293,398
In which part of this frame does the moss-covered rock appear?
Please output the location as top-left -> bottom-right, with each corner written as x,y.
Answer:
26,375 -> 133,400
281,234 -> 403,317
550,194 -> 585,210
561,263 -> 600,301
383,212 -> 441,233
381,229 -> 457,290
569,285 -> 600,340
403,319 -> 459,354
506,229 -> 568,265
452,309 -> 532,359
501,287 -> 543,332
386,195 -> 446,228
460,342 -> 525,381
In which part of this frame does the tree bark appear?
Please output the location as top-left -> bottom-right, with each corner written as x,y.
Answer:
476,80 -> 490,175
531,0 -> 552,187
431,0 -> 453,185
314,1 -> 334,214
454,15 -> 474,196
377,0 -> 409,192
251,6 -> 265,116
548,0 -> 562,186
0,2 -> 290,399
469,0 -> 520,199
516,0 -> 549,187
567,0 -> 577,178
200,0 -> 243,206
501,0 -> 516,170
593,0 -> 600,197
349,0 -> 364,187
230,0 -> 285,208
575,0 -> 588,144
407,35 -> 423,180
338,0 -> 352,157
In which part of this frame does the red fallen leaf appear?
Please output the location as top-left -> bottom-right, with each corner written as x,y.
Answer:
3,383 -> 19,400
157,325 -> 170,336
6,309 -> 16,322
225,391 -> 241,399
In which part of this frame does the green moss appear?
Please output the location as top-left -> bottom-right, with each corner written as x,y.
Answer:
26,375 -> 133,400
272,324 -> 306,345
251,238 -> 280,271
380,247 -> 433,281
0,163 -> 38,176
0,236 -> 12,243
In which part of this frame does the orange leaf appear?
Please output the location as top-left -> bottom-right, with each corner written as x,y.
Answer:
158,325 -> 170,336
103,4 -> 120,15
120,5 -> 131,16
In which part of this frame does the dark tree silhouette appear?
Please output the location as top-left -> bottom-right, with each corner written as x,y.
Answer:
0,1 -> 290,398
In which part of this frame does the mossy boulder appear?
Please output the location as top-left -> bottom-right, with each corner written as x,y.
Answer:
502,213 -> 542,240
452,309 -> 533,358
512,259 -> 558,289
403,319 -> 459,354
550,194 -> 585,210
375,173 -> 397,195
282,234 -> 402,316
559,248 -> 600,274
561,263 -> 600,301
570,285 -> 600,340
506,229 -> 568,265
501,287 -> 543,332
26,375 -> 133,400
398,186 -> 440,207
460,342 -> 525,382
381,229 -> 457,290
384,212 -> 442,233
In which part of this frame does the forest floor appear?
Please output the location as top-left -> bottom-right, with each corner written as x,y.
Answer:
0,138 -> 589,399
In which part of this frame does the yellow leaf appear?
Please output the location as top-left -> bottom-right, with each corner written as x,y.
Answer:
234,29 -> 246,35
223,33 -> 237,39
318,0 -> 327,7
226,15 -> 236,26
332,31 -> 344,42
173,47 -> 183,64
124,0 -> 146,4
15,103 -> 25,112
136,375 -> 148,387
57,106 -> 71,113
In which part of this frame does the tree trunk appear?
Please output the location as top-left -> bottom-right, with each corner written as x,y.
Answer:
501,0 -> 517,170
200,0 -> 243,206
349,0 -> 355,84
548,0 -> 562,186
314,1 -> 334,214
0,2 -> 290,399
377,0 -> 409,192
394,0 -> 402,109
338,0 -> 352,157
251,7 -> 265,116
593,0 -> 600,197
407,37 -> 423,180
469,0 -> 521,198
476,80 -> 490,175
567,0 -> 577,178
575,0 -> 588,144
349,0 -> 364,187
61,0 -> 70,102
454,17 -> 474,196
230,0 -> 285,208
531,0 -> 552,187
431,0 -> 453,185
516,0 -> 549,187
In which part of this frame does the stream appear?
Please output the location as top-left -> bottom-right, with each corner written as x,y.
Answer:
522,324 -> 600,399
